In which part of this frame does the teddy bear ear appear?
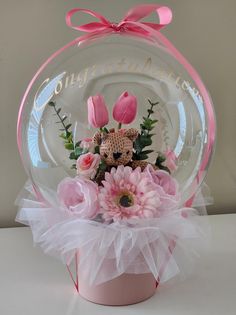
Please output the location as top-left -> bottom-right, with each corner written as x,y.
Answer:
124,128 -> 139,141
93,131 -> 109,145
93,131 -> 102,145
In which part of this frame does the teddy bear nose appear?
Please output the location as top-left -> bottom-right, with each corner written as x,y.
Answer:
113,152 -> 122,160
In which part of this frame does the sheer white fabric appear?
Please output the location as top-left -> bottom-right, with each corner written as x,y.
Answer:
16,181 -> 209,285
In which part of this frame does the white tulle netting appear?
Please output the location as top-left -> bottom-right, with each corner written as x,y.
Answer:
15,181 -> 210,286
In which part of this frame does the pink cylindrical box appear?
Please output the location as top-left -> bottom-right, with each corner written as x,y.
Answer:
79,272 -> 157,306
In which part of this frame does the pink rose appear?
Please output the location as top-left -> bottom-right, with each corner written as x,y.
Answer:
76,152 -> 101,179
145,165 -> 180,211
80,138 -> 95,152
57,177 -> 99,219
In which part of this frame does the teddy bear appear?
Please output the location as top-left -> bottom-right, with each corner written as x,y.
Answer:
93,128 -> 157,184
93,128 -> 138,167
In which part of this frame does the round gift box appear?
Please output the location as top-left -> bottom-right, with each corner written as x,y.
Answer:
73,238 -> 176,305
79,273 -> 157,306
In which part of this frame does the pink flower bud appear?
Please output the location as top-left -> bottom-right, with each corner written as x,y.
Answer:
113,91 -> 137,124
163,148 -> 178,172
80,138 -> 94,152
76,152 -> 101,179
87,94 -> 109,128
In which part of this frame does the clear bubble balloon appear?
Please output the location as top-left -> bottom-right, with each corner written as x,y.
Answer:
17,32 -> 216,204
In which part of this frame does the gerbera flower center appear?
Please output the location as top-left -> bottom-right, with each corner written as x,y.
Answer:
117,192 -> 134,208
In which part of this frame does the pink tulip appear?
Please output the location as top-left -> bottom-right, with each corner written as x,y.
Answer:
113,91 -> 137,124
87,94 -> 109,128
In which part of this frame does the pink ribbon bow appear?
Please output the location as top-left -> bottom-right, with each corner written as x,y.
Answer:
66,4 -> 172,39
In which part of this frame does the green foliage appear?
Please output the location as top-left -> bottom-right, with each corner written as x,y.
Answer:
99,159 -> 107,171
64,143 -> 74,150
100,127 -> 109,133
93,158 -> 108,183
133,99 -> 159,160
94,145 -> 100,154
155,153 -> 170,173
49,101 -> 71,139
48,101 -> 85,166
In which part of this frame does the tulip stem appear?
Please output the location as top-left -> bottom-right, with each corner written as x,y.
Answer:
100,127 -> 109,133
118,122 -> 122,130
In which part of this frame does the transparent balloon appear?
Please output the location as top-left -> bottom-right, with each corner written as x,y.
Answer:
17,32 -> 216,205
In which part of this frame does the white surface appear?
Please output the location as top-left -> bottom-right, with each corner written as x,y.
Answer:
0,214 -> 236,315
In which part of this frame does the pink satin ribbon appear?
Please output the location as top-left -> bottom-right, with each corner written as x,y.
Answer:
66,4 -> 172,36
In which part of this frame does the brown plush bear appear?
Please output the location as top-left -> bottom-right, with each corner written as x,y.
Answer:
93,128 -> 158,174
93,128 -> 138,166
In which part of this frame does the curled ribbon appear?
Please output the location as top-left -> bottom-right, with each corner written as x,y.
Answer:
66,4 -> 173,37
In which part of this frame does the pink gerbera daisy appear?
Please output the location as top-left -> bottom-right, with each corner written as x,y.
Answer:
98,165 -> 161,221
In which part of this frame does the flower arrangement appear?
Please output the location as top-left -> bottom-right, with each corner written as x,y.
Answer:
15,3 -> 215,305
49,91 -> 179,222
16,87 -> 208,301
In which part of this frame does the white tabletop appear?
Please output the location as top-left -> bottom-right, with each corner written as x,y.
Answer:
0,214 -> 236,315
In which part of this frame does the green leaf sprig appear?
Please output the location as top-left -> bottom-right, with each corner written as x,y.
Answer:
155,152 -> 170,173
133,99 -> 159,160
48,101 -> 85,166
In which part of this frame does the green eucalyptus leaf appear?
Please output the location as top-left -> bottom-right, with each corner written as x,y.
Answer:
67,133 -> 73,141
65,143 -> 74,150
69,152 -> 76,160
99,160 -> 107,171
158,164 -> 170,173
60,132 -> 67,139
140,137 -> 152,146
75,141 -> 82,148
137,153 -> 149,160
133,140 -> 143,153
65,123 -> 72,130
156,153 -> 166,163
62,116 -> 67,122
94,145 -> 100,154
75,147 -> 83,156
151,119 -> 158,124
